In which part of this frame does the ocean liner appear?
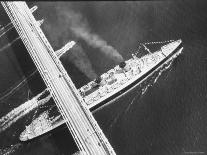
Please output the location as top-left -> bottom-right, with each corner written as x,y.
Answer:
19,39 -> 183,141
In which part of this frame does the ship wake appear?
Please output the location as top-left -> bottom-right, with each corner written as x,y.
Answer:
0,143 -> 22,155
0,91 -> 51,133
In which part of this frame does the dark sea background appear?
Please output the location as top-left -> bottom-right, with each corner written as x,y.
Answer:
0,1 -> 207,155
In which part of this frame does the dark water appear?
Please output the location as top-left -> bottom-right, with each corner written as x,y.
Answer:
0,1 -> 207,155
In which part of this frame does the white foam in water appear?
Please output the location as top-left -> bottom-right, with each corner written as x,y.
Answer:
0,98 -> 37,133
0,37 -> 20,53
0,26 -> 14,39
0,143 -> 21,155
0,92 -> 51,133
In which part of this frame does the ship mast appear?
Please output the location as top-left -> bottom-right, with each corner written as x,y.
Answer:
1,2 -> 116,155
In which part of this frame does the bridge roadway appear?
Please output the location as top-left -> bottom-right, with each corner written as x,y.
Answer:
2,2 -> 116,155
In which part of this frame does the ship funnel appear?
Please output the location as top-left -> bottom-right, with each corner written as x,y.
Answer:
94,76 -> 102,84
119,61 -> 126,69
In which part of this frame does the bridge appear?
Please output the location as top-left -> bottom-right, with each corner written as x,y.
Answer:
1,2 -> 116,155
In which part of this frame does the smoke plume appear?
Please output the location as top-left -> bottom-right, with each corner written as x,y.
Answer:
56,4 -> 124,63
65,44 -> 97,80
38,2 -> 123,79
71,27 -> 124,63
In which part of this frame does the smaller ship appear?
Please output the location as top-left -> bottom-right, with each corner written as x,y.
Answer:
19,39 -> 183,141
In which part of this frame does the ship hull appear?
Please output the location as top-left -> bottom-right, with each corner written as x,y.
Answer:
19,40 -> 183,141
